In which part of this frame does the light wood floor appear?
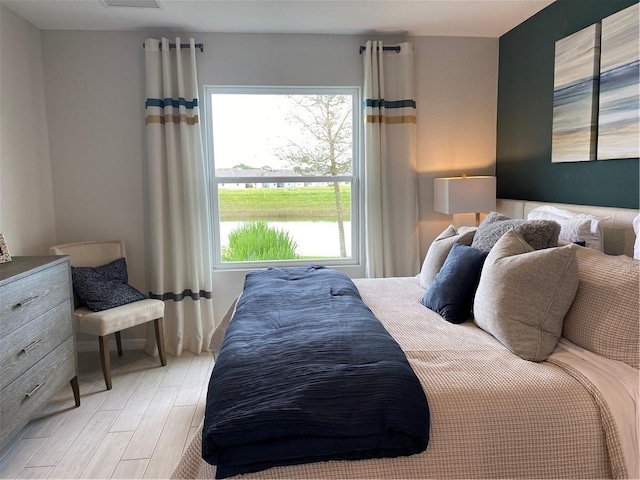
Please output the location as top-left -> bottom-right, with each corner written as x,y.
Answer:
0,349 -> 214,479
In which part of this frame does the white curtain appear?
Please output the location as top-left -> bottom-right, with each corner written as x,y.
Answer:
144,37 -> 214,356
363,41 -> 419,278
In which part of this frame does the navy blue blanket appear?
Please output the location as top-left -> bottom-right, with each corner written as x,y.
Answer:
202,266 -> 430,478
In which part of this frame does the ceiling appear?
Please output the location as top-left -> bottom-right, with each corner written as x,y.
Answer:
2,0 -> 554,38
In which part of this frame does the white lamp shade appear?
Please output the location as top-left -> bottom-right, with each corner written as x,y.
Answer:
434,176 -> 496,214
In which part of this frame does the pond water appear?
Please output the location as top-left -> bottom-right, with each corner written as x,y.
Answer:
220,221 -> 352,258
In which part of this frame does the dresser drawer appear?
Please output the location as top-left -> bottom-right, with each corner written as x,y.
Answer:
0,262 -> 70,339
0,300 -> 73,391
0,338 -> 76,449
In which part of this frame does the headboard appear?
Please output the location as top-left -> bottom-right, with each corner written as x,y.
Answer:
496,199 -> 639,258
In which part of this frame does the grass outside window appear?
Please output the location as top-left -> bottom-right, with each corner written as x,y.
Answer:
218,186 -> 351,222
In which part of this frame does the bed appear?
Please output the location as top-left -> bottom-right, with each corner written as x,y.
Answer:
172,199 -> 639,479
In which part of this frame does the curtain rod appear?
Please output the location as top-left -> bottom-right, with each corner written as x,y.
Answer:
359,45 -> 401,54
143,42 -> 204,52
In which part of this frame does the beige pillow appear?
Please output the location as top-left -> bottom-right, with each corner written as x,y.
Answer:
419,225 -> 475,289
562,247 -> 639,368
474,229 -> 579,362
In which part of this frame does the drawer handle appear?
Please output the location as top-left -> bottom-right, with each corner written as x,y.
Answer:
25,381 -> 45,399
14,295 -> 39,309
19,340 -> 42,355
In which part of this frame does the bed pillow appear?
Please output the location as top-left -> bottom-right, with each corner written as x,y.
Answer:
562,247 -> 639,368
419,225 -> 475,289
527,205 -> 606,251
71,257 -> 147,312
471,212 -> 560,252
421,243 -> 488,324
473,229 -> 579,362
633,213 -> 640,260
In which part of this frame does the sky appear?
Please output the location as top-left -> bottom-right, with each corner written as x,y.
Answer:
209,92 -> 354,173
210,94 -> 304,171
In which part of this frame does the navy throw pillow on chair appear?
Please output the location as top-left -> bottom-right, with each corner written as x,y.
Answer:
71,257 -> 147,312
421,242 -> 488,324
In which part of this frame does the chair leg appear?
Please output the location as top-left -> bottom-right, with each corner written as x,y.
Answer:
70,376 -> 81,407
99,335 -> 112,390
154,318 -> 167,366
115,331 -> 123,357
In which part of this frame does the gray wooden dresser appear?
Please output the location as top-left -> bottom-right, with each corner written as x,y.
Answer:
0,256 -> 80,451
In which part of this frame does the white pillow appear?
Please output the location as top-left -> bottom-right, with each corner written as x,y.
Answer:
633,213 -> 640,260
527,206 -> 606,251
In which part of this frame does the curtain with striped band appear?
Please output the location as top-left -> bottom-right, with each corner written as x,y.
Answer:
144,37 -> 214,356
363,41 -> 419,278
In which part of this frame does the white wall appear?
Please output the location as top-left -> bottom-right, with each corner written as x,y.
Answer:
412,36 -> 498,258
41,31 -> 148,291
0,5 -> 57,255
12,27 -> 497,340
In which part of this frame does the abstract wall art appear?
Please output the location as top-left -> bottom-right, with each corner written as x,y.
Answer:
551,24 -> 601,163
597,3 -> 639,160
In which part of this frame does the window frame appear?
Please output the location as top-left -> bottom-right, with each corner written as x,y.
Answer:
203,85 -> 362,270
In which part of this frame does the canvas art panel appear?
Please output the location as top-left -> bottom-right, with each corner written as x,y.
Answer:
551,24 -> 601,163
597,3 -> 639,160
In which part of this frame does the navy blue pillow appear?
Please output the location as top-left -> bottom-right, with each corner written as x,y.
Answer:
71,257 -> 147,312
421,242 -> 488,324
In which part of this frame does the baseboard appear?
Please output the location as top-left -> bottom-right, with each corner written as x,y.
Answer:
75,337 -> 147,352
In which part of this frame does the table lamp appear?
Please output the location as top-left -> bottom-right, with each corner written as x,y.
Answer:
434,174 -> 496,226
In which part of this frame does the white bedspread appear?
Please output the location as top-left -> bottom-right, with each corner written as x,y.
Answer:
173,276 -> 633,479
549,338 -> 639,478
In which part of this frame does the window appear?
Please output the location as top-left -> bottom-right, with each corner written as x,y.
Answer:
204,86 -> 361,267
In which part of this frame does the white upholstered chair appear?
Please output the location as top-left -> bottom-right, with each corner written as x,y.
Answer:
49,240 -> 166,390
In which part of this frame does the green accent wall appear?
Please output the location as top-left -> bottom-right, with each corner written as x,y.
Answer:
496,0 -> 639,209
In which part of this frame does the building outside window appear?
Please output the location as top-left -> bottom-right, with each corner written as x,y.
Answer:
203,86 -> 361,268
